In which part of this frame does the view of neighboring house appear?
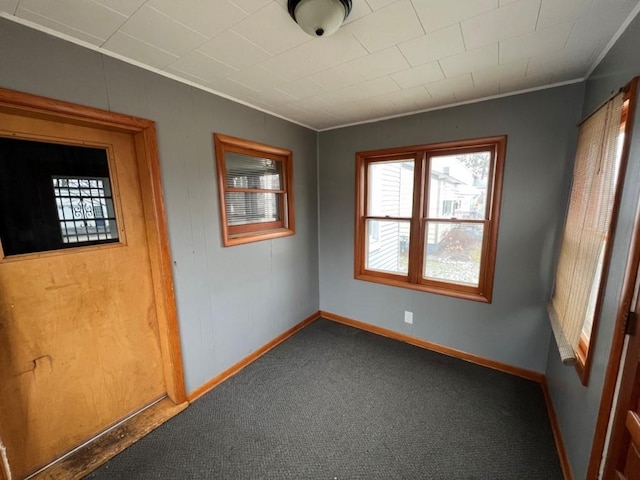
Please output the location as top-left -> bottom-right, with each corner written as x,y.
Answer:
367,154 -> 487,285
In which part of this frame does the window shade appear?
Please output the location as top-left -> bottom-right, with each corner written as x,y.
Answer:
225,152 -> 282,190
548,92 -> 624,365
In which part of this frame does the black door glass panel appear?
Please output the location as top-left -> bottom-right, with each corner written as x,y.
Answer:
0,137 -> 120,256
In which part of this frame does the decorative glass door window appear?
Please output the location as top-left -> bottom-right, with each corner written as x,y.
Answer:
0,136 -> 121,256
52,177 -> 118,244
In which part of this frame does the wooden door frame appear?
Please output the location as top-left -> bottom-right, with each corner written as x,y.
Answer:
602,267 -> 640,478
0,87 -> 187,405
587,79 -> 640,479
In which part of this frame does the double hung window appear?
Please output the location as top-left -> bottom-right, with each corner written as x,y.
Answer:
355,136 -> 506,302
214,134 -> 295,247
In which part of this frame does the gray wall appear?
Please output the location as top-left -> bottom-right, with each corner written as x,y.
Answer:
318,84 -> 584,373
545,11 -> 640,480
0,19 -> 320,394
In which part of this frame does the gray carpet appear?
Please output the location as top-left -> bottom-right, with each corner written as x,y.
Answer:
86,318 -> 563,479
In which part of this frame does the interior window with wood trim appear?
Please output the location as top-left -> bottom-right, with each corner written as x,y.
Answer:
355,136 -> 507,303
214,134 -> 295,247
548,78 -> 637,385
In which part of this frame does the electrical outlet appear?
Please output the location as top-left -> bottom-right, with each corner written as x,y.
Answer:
404,311 -> 413,324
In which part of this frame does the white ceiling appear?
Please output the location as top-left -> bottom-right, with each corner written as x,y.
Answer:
1,0 -> 639,130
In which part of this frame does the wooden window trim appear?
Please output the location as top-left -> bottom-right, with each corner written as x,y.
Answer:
354,136 -> 507,303
214,133 -> 295,247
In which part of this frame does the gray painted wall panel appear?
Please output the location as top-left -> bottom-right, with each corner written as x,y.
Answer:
545,11 -> 640,479
0,21 -> 109,110
318,85 -> 584,373
0,20 -> 319,393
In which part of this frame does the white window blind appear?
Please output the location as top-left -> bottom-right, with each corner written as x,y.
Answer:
548,92 -> 624,365
224,152 -> 284,226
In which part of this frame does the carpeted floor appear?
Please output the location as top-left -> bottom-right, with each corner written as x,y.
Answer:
86,318 -> 563,479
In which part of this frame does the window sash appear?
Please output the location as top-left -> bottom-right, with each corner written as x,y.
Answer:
355,137 -> 506,303
214,134 -> 295,246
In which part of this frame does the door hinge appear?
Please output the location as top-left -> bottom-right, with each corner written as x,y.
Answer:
624,311 -> 638,335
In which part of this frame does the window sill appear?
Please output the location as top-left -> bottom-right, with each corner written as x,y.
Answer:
224,227 -> 294,247
354,272 -> 491,303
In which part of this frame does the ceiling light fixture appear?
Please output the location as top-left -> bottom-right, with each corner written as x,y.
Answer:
287,0 -> 352,37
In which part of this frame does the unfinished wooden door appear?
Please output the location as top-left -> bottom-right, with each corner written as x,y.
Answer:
604,274 -> 640,480
0,101 -> 175,479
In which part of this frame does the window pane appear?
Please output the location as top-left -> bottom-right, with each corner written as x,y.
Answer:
428,152 -> 491,219
53,176 -> 119,244
226,152 -> 282,190
424,222 -> 484,286
225,192 -> 281,226
365,219 -> 410,275
367,160 -> 414,217
0,136 -> 120,255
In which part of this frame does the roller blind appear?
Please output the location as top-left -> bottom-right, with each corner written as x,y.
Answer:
548,92 -> 624,365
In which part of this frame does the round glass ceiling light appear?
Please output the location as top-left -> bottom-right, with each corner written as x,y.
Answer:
288,0 -> 352,37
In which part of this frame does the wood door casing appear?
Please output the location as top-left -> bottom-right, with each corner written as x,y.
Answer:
0,89 -> 185,479
604,284 -> 640,479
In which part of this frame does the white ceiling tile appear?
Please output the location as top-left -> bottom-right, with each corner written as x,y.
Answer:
472,74 -> 499,93
168,51 -> 239,83
347,0 -> 424,52
526,49 -> 591,81
312,47 -> 410,91
537,0 -> 587,28
454,83 -> 500,102
471,59 -> 528,90
319,76 -> 400,104
354,47 -> 411,79
343,0 -> 373,24
17,0 -> 126,41
231,2 -> 310,55
337,96 -> 396,119
256,87 -> 297,106
276,78 -> 326,99
424,73 -> 474,98
499,71 -> 552,92
365,0 -> 402,11
439,44 -> 499,77
391,62 -> 444,89
565,6 -> 634,55
227,65 -> 286,92
104,31 -> 179,68
412,0 -> 498,33
499,21 -> 574,63
0,0 -> 19,14
381,85 -> 432,109
288,96 -> 333,115
398,24 -> 465,67
165,66 -> 213,85
197,31 -> 271,70
313,63 -> 366,90
461,0 -> 541,49
541,0 -> 636,26
294,110 -> 338,129
147,0 -> 246,38
260,28 -> 367,81
208,77 -> 262,100
229,0 -> 272,15
120,6 -> 208,56
92,0 -> 146,17
499,0 -> 520,5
